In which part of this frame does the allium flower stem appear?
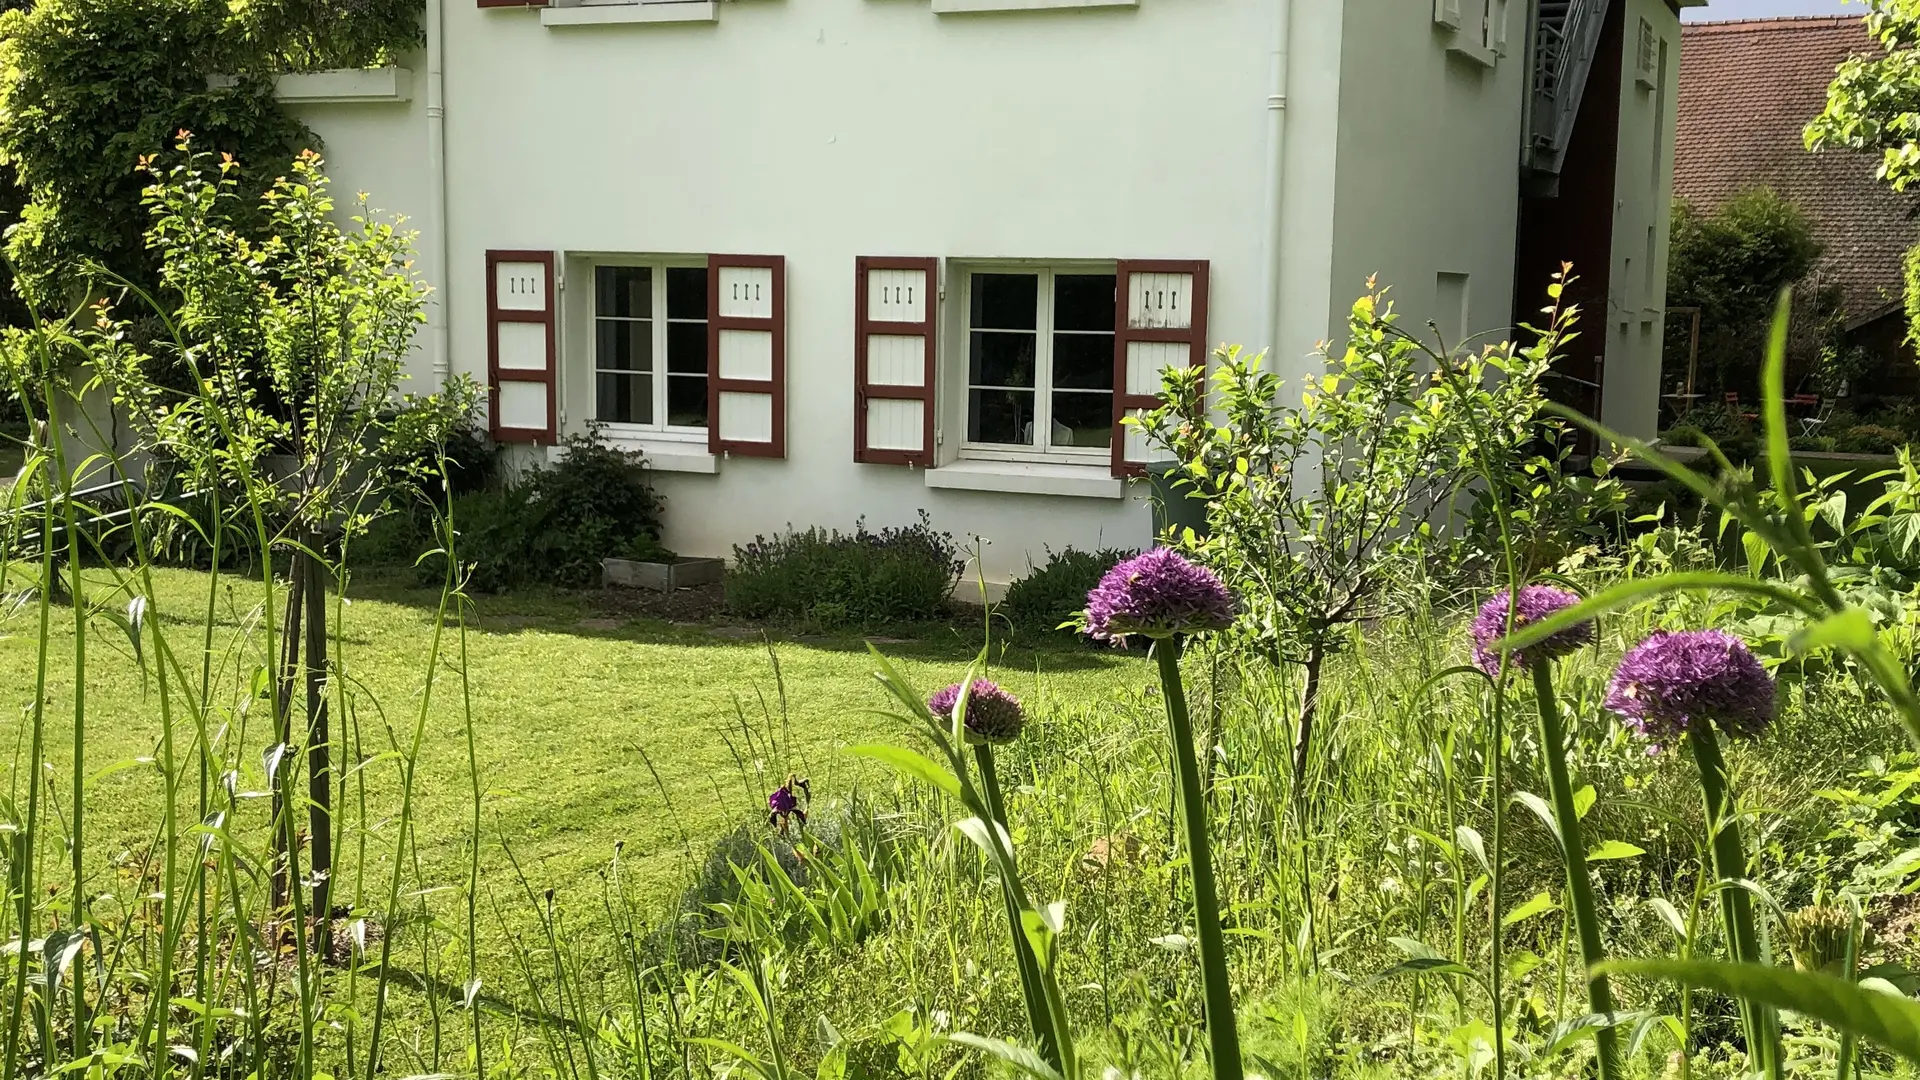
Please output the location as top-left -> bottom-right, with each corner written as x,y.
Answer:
1687,724 -> 1782,1080
1154,637 -> 1242,1080
1531,662 -> 1620,1080
973,742 -> 1058,1073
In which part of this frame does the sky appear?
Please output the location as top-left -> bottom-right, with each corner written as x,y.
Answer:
1682,0 -> 1858,21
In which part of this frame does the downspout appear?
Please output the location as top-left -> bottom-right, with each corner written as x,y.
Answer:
1261,0 -> 1294,356
426,0 -> 452,383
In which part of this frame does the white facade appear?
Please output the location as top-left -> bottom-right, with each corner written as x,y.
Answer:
290,0 -> 1683,586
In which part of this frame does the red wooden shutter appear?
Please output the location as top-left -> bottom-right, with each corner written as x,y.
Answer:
486,250 -> 557,444
854,257 -> 937,466
1111,259 -> 1209,477
707,255 -> 786,457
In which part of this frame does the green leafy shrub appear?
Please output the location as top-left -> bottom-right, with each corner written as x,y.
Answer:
1667,188 -> 1821,397
1836,423 -> 1909,455
438,426 -> 664,591
0,0 -> 423,313
726,512 -> 962,627
999,546 -> 1135,636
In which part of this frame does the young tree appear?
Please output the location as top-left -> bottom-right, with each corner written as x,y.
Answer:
97,137 -> 476,955
1137,279 -> 1570,797
1666,189 -> 1821,394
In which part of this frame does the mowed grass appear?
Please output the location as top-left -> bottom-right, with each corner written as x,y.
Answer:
0,566 -> 1148,1012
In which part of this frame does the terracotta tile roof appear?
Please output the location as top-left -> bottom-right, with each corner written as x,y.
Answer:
1676,16 -> 1920,321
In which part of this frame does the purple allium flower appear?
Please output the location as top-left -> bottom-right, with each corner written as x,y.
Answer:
928,679 -> 1026,744
1083,548 -> 1234,644
1604,630 -> 1776,744
1470,586 -> 1596,675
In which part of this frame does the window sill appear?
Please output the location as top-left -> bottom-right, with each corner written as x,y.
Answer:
924,459 -> 1123,499
542,2 -> 717,26
551,435 -> 719,474
932,0 -> 1136,12
1444,38 -> 1498,68
209,68 -> 413,104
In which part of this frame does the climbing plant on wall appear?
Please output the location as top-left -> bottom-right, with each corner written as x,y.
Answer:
0,0 -> 422,316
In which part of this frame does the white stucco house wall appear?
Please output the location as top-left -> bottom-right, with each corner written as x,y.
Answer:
282,0 -> 1695,587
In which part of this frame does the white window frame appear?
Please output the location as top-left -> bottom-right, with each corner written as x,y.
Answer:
958,263 -> 1116,467
589,256 -> 709,442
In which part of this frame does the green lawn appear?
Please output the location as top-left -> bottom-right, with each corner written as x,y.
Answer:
1,566 -> 1147,1016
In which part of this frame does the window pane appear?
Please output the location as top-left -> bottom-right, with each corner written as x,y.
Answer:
667,374 -> 708,427
596,319 -> 652,373
597,371 -> 652,425
666,320 -> 707,374
970,274 -> 1038,331
969,331 -> 1036,388
1053,332 -> 1114,390
968,388 -> 1036,445
666,267 -> 707,320
596,266 -> 651,319
1051,391 -> 1112,449
1054,274 -> 1116,332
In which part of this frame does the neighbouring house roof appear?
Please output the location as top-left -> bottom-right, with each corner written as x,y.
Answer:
1675,16 -> 1920,323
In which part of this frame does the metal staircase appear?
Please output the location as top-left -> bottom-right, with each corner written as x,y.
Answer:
1527,0 -> 1609,192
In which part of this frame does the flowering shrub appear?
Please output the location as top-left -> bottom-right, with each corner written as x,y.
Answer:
726,512 -> 962,626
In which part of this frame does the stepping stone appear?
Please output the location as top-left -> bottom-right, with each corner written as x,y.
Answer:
577,617 -> 623,631
708,625 -> 761,640
867,636 -> 914,645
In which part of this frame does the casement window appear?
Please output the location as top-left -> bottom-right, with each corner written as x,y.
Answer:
855,257 -> 1207,481
494,250 -> 785,459
592,262 -> 710,432
962,268 -> 1118,462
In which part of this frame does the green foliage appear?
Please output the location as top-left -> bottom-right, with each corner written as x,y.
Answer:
443,425 -> 664,591
1837,423 -> 1911,455
725,513 -> 963,627
998,546 -> 1136,637
1137,282 -> 1563,666
231,0 -> 424,73
1807,0 -> 1920,192
1667,189 -> 1822,397
0,0 -> 420,313
94,139 -> 473,544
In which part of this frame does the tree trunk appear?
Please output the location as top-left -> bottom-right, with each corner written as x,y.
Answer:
270,562 -> 306,915
304,549 -> 334,961
1289,644 -> 1326,801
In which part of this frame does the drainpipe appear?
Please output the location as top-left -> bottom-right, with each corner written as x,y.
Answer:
1261,0 -> 1294,357
426,0 -> 452,383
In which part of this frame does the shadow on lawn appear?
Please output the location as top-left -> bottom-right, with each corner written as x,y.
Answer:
346,573 -> 1141,673
379,962 -> 590,1036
